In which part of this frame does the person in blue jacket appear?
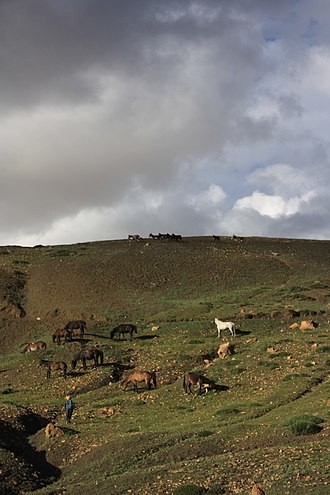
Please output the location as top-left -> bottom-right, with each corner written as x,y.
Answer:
64,394 -> 75,423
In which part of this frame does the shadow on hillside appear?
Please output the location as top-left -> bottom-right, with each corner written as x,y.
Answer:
86,333 -> 112,339
109,362 -> 135,382
214,384 -> 230,392
235,328 -> 251,336
62,426 -> 80,435
136,334 -> 159,340
68,370 -> 88,377
0,412 -> 62,487
71,337 -> 93,344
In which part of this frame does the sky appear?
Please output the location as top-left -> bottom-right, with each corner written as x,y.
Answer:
1,0 -> 330,246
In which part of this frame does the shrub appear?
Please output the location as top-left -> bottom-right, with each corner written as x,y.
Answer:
316,346 -> 330,354
284,415 -> 324,435
214,407 -> 240,416
207,485 -> 226,494
282,373 -> 309,381
173,484 -> 206,495
196,430 -> 213,438
230,367 -> 246,375
258,361 -> 278,369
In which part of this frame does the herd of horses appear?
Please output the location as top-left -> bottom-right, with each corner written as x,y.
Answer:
21,318 -> 237,393
129,233 -> 246,242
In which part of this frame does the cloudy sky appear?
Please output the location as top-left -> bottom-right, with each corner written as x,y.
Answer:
1,0 -> 330,246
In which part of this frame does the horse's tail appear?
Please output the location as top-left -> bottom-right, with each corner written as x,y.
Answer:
151,371 -> 157,388
52,334 -> 56,343
183,373 -> 187,391
21,344 -> 28,353
99,350 -> 104,365
72,351 -> 81,368
110,328 -> 116,339
134,325 -> 137,334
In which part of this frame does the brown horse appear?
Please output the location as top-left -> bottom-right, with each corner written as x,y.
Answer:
121,370 -> 157,392
110,324 -> 137,340
39,359 -> 67,379
71,348 -> 104,370
183,372 -> 215,395
52,328 -> 72,344
21,341 -> 47,353
65,320 -> 86,338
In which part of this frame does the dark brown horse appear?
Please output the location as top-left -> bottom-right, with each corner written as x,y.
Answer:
183,372 -> 215,395
21,341 -> 47,353
110,324 -> 137,340
39,359 -> 67,379
121,370 -> 157,392
65,320 -> 86,338
52,328 -> 72,344
71,348 -> 104,370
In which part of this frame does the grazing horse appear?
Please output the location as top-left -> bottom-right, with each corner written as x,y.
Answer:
121,370 -> 157,392
110,324 -> 137,340
39,360 -> 67,379
149,233 -> 159,240
71,348 -> 104,370
64,320 -> 86,338
52,328 -> 72,344
21,341 -> 47,353
232,234 -> 245,241
214,318 -> 236,338
213,234 -> 220,241
183,372 -> 215,395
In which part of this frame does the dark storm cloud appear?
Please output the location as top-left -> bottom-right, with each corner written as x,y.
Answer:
0,0 -> 329,244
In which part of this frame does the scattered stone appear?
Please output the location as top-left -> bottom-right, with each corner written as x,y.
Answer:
45,423 -> 64,439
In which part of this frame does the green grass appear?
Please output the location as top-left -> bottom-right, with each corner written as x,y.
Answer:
0,237 -> 329,495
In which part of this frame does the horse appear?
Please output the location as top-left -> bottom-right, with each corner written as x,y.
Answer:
170,233 -> 182,241
214,318 -> 236,338
39,360 -> 67,379
121,370 -> 157,392
110,324 -> 137,340
149,233 -> 159,240
21,341 -> 47,353
183,372 -> 215,395
232,234 -> 245,241
128,234 -> 142,241
213,234 -> 220,241
52,328 -> 72,344
158,233 -> 168,239
64,320 -> 86,338
71,348 -> 104,370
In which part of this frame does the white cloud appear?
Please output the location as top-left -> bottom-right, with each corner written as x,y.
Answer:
234,190 -> 315,219
186,184 -> 226,212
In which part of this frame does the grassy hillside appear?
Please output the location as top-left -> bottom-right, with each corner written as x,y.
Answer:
0,236 -> 329,495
